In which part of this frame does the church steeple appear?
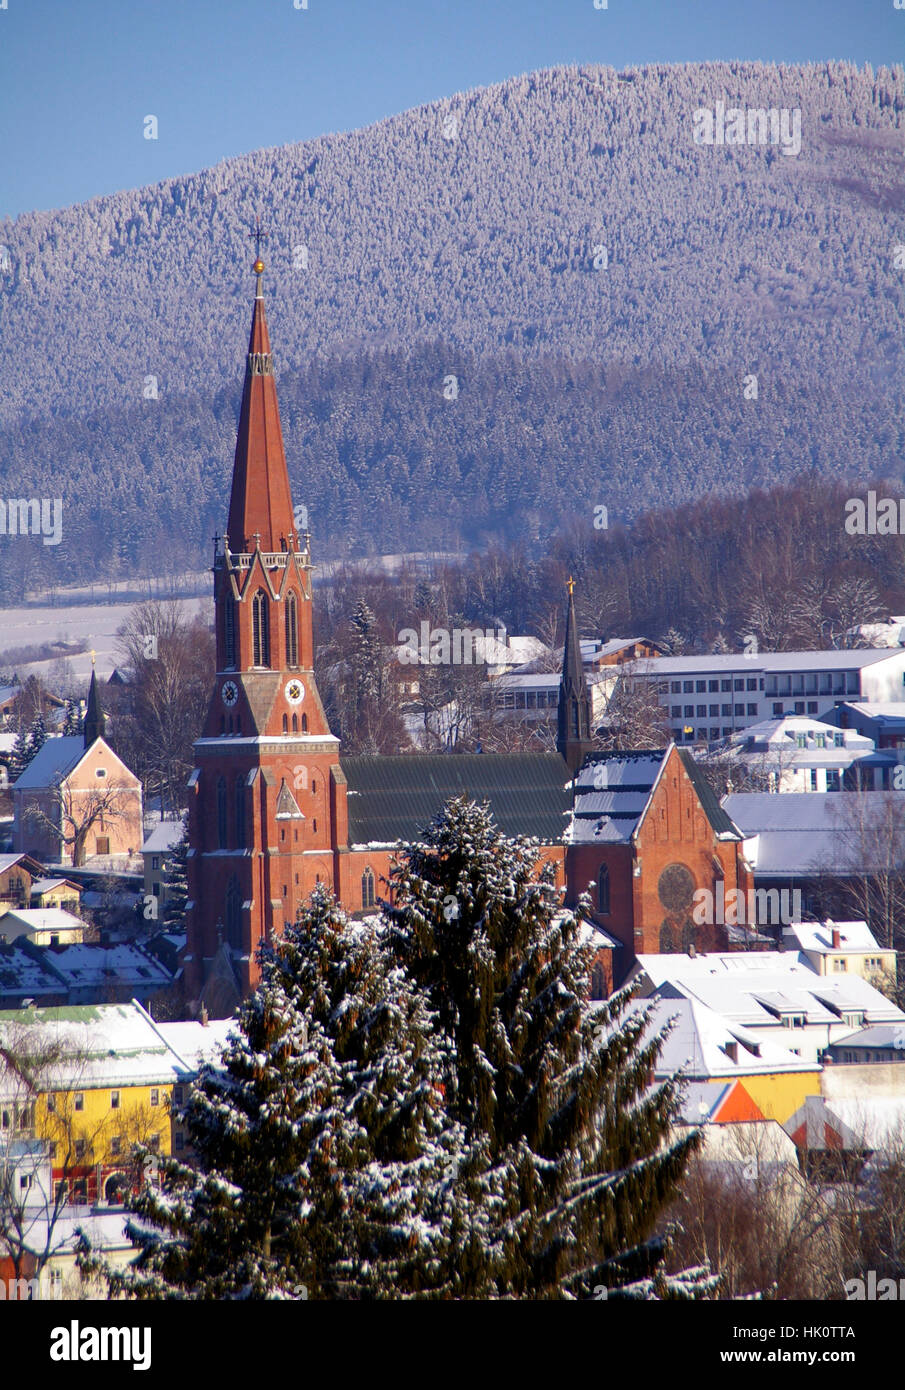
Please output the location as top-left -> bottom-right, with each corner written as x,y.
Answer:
84,662 -> 105,748
557,577 -> 594,775
226,249 -> 297,554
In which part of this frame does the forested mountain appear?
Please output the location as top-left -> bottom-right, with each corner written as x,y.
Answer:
0,61 -> 902,593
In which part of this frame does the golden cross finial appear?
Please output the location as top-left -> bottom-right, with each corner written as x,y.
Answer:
567,575 -> 575,597
90,649 -> 96,668
249,215 -> 268,273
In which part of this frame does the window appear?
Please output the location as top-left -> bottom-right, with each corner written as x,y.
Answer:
20,1174 -> 32,1191
696,705 -> 706,718
734,704 -> 744,716
224,598 -> 237,668
235,775 -> 245,847
282,713 -> 288,734
696,680 -> 706,693
47,1095 -> 55,1113
832,958 -> 847,972
708,680 -> 719,692
217,777 -> 227,849
721,703 -> 731,716
361,867 -> 376,909
721,679 -> 732,692
746,678 -> 757,691
834,732 -> 844,747
670,681 -> 681,694
152,856 -> 159,871
747,703 -> 757,716
285,591 -> 299,667
301,714 -> 308,732
794,701 -> 805,715
252,589 -> 270,667
225,876 -> 241,949
150,1088 -> 159,1106
111,1136 -> 122,1156
111,1090 -> 120,1109
683,681 -> 693,693
684,705 -> 694,718
826,770 -> 841,792
75,1139 -> 86,1159
173,1086 -> 185,1106
671,706 -> 681,719
597,864 -> 610,914
772,702 -> 784,716
709,704 -> 719,717
734,679 -> 744,691
709,727 -> 720,741
74,1093 -> 84,1112
174,1132 -> 185,1152
292,714 -> 298,733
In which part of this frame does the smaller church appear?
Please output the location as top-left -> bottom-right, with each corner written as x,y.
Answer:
12,671 -> 143,866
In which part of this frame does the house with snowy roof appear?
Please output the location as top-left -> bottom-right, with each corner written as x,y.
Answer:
12,672 -> 142,867
781,920 -> 895,986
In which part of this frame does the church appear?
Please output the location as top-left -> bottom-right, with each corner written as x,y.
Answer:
184,255 -> 752,1013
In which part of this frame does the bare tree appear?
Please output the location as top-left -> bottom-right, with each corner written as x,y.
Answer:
24,779 -> 131,868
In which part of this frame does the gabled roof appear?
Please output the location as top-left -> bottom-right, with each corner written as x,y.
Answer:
340,753 -> 571,847
141,820 -> 186,855
567,746 -> 741,845
11,736 -> 85,789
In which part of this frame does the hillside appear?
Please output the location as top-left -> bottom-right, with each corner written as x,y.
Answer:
0,61 -> 902,593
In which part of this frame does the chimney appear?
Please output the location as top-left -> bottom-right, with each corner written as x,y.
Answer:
831,927 -> 841,950
688,943 -> 696,959
725,1040 -> 738,1063
199,1004 -> 209,1028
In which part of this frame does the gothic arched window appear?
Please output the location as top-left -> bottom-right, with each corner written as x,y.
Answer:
235,775 -> 245,848
361,867 -> 376,910
301,713 -> 308,732
225,876 -> 241,948
224,599 -> 237,668
216,777 -> 227,849
291,714 -> 298,733
285,591 -> 299,668
597,864 -> 610,915
252,590 -> 270,668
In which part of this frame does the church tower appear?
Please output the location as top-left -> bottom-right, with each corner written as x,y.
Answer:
185,249 -> 348,1009
557,578 -> 595,775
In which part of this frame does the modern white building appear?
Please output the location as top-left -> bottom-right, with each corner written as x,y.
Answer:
628,648 -> 905,747
716,715 -> 876,792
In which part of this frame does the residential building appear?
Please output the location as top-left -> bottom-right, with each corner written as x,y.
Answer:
141,819 -> 185,916
633,949 -> 905,1065
716,715 -> 876,792
0,908 -> 85,946
782,919 -> 896,986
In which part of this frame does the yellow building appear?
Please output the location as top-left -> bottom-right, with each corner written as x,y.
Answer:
0,1001 -> 230,1205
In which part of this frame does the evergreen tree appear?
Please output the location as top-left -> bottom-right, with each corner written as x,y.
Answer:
383,796 -> 708,1299
62,698 -> 82,737
27,710 -> 47,761
7,727 -> 30,785
161,825 -> 189,931
79,888 -> 462,1299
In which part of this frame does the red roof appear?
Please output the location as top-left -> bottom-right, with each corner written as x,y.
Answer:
226,287 -> 296,554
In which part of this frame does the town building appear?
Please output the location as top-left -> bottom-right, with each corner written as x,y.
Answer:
141,819 -> 185,916
781,919 -> 895,986
716,715 -> 876,792
628,649 -> 905,748
12,673 -> 142,866
0,907 -> 85,946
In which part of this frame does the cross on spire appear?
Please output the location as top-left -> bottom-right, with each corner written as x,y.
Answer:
249,215 -> 268,260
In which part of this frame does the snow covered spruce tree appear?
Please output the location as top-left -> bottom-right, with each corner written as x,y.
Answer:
161,826 -> 189,931
382,796 -> 709,1299
79,886 -> 462,1299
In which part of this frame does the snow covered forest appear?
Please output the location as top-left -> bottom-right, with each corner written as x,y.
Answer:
0,60 -> 902,593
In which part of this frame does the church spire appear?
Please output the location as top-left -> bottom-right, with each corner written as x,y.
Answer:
557,577 -> 594,775
226,245 -> 297,554
84,662 -> 105,748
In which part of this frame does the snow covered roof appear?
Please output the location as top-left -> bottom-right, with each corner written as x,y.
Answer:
619,994 -> 815,1078
568,747 -> 741,845
12,736 -> 85,789
630,650 -> 899,674
636,952 -> 904,1031
783,920 -> 884,956
141,820 -> 185,855
0,907 -> 84,934
724,791 -> 903,876
30,877 -> 79,896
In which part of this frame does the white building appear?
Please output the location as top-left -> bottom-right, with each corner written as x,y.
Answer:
633,950 -> 905,1065
782,919 -> 895,985
628,648 -> 905,748
717,715 -> 875,792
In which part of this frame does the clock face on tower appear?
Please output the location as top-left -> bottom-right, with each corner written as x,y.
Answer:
221,680 -> 239,709
285,679 -> 305,706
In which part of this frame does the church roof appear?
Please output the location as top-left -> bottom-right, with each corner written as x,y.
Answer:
226,267 -> 296,554
12,736 -> 85,790
340,754 -> 571,847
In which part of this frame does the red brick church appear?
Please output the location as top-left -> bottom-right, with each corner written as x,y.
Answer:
184,257 -> 753,1015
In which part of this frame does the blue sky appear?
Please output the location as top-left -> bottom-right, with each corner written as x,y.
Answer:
0,0 -> 899,218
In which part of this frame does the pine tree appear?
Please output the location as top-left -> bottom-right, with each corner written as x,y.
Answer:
7,727 -> 30,784
383,796 -> 709,1299
62,698 -> 82,737
27,710 -> 47,761
161,825 -> 189,931
79,887 -> 462,1299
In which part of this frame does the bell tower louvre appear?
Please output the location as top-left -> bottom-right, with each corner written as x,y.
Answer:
184,248 -> 349,1010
